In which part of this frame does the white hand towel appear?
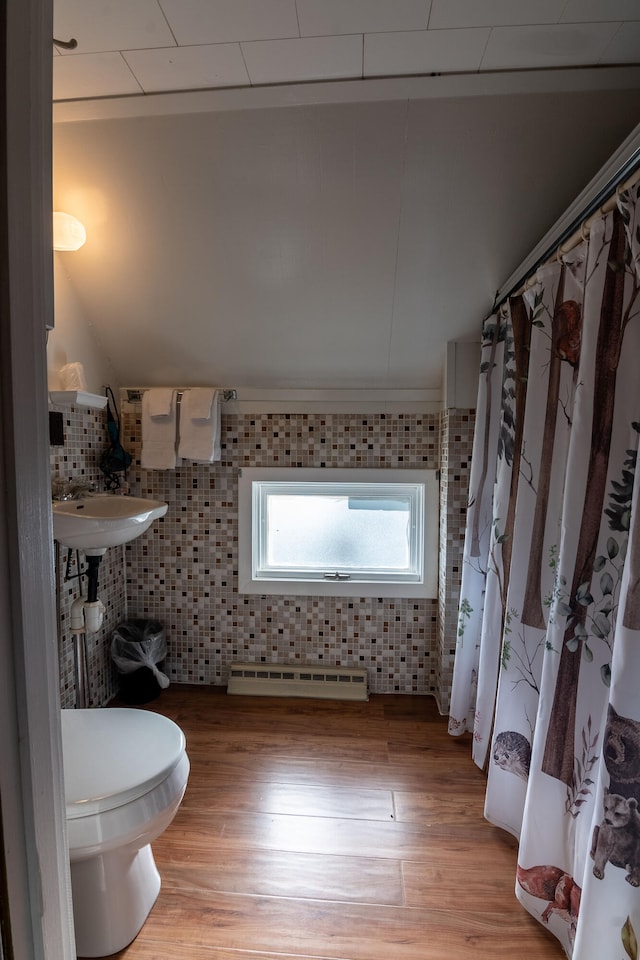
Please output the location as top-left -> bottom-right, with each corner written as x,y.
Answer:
178,389 -> 221,463
187,387 -> 216,420
147,387 -> 176,417
141,389 -> 177,469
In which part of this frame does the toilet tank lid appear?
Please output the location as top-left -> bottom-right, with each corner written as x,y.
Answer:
61,708 -> 187,818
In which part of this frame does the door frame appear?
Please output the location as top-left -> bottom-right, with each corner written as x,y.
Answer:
1,0 -> 75,956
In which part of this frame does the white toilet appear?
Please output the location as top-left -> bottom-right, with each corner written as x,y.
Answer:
61,707 -> 190,957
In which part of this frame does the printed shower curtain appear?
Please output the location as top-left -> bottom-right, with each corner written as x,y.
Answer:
449,181 -> 640,959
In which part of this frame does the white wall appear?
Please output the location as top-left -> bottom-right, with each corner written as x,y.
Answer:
48,256 -> 119,394
444,341 -> 481,410
52,78 -> 640,393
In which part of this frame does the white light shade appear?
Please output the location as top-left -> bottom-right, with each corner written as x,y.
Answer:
53,211 -> 87,251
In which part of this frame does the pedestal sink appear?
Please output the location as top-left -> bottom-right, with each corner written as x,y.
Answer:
52,495 -> 168,556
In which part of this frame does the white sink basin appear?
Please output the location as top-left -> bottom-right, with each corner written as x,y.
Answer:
52,495 -> 168,555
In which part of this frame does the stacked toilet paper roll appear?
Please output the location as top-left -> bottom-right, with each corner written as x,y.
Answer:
59,361 -> 87,391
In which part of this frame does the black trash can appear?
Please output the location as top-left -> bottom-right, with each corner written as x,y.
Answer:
111,618 -> 169,705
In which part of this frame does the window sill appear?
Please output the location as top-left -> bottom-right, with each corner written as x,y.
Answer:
237,576 -> 436,599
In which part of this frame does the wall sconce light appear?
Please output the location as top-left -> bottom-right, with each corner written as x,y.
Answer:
53,211 -> 87,251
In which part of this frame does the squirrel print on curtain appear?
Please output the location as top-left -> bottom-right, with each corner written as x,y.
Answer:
517,865 -> 581,942
554,299 -> 582,367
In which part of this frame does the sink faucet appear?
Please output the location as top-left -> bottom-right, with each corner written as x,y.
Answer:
52,479 -> 97,500
52,478 -> 72,500
69,481 -> 96,499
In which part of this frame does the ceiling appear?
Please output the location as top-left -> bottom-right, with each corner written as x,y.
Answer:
53,0 -> 640,101
51,2 -> 640,394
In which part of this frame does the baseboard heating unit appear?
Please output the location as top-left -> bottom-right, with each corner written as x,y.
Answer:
227,663 -> 368,701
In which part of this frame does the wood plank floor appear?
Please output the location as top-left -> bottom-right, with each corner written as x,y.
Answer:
104,686 -> 563,960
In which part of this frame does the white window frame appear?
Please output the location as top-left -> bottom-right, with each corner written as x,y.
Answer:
238,468 -> 438,598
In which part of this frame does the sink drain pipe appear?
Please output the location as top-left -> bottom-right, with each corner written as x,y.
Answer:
70,555 -> 106,707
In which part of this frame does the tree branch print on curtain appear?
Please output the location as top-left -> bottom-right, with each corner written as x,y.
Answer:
448,310 -> 507,736
621,183 -> 640,633
471,304 -> 535,766
488,314 -> 517,616
623,433 -> 640,629
484,259 -> 584,836
542,209 -> 640,785
521,266 -> 580,630
469,314 -> 505,559
499,295 -> 531,595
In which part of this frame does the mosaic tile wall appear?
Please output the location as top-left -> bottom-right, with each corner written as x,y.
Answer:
48,402 -> 474,707
123,411 -> 443,695
49,401 -> 126,707
437,408 -> 475,712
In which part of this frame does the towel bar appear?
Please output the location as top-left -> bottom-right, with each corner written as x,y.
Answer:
125,388 -> 237,403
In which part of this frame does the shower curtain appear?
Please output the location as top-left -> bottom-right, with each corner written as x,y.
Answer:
449,181 -> 640,959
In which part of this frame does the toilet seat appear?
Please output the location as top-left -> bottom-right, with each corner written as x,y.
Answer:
62,707 -> 186,818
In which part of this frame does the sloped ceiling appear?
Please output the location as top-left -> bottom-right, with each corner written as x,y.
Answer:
53,73 -> 640,391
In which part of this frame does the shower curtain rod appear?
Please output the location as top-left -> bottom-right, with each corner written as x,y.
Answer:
492,143 -> 640,314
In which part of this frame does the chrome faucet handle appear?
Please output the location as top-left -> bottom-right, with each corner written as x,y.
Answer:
52,478 -> 72,500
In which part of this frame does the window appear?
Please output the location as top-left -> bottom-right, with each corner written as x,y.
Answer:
238,468 -> 438,598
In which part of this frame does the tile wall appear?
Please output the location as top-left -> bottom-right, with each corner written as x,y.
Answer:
49,400 -> 125,707
49,401 -> 474,710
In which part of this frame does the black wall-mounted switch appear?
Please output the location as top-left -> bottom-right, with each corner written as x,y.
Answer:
49,411 -> 64,446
